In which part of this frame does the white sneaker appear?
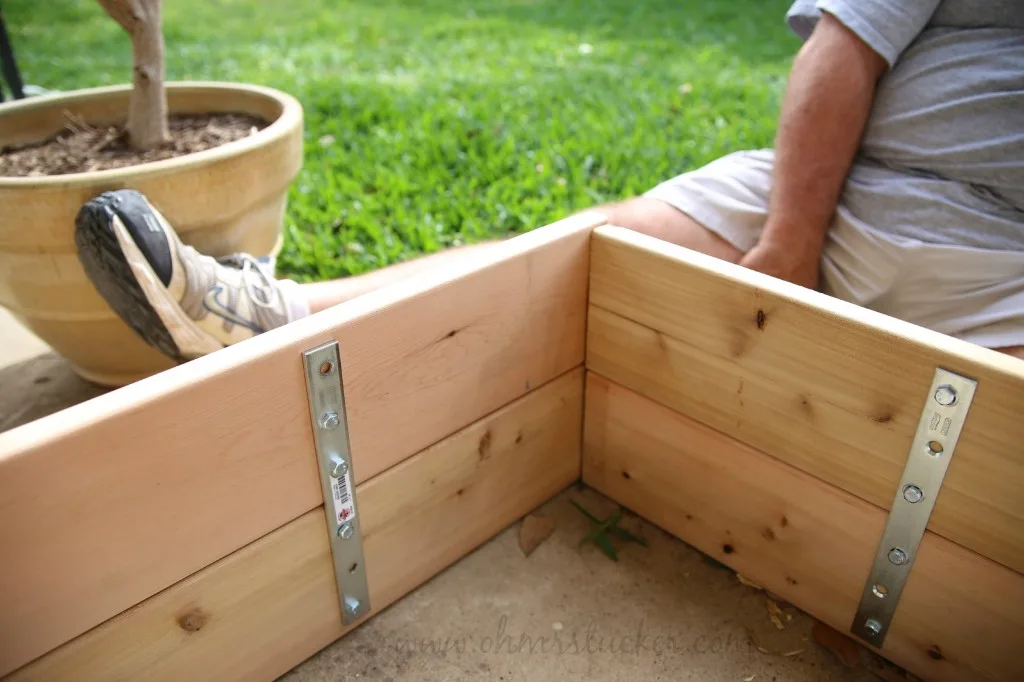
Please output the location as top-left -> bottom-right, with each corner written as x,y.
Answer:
75,189 -> 309,362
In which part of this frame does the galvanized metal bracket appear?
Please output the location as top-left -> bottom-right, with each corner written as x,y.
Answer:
850,367 -> 977,647
302,340 -> 371,625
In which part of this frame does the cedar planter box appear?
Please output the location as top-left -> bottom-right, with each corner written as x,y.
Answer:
1,213 -> 1021,682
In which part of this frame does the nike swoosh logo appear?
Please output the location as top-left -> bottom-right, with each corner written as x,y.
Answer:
202,284 -> 264,333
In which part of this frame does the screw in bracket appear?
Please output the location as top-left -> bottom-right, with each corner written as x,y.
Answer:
934,385 -> 958,407
319,410 -> 340,431
343,595 -> 361,617
337,522 -> 355,540
864,618 -> 883,636
329,454 -> 349,478
887,547 -> 909,566
902,484 -> 924,504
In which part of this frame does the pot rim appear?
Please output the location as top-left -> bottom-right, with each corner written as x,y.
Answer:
0,80 -> 303,187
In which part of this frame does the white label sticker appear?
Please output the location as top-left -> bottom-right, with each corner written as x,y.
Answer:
331,467 -> 356,524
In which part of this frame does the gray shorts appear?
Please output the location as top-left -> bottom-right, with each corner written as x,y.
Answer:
645,149 -> 1024,349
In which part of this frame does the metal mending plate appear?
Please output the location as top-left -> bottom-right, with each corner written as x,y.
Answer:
850,368 -> 977,647
302,340 -> 371,626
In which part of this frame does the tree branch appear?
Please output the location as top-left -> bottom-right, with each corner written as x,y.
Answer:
97,0 -> 143,33
97,0 -> 169,150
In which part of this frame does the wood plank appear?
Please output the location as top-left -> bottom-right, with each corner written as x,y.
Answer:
587,225 -> 1024,574
0,212 -> 602,677
582,372 -> 1024,682
6,368 -> 583,682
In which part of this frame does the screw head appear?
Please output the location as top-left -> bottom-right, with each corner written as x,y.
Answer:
319,410 -> 340,431
343,595 -> 361,616
337,522 -> 355,540
888,547 -> 909,566
329,454 -> 349,478
902,485 -> 924,504
864,618 -> 883,636
934,385 -> 958,407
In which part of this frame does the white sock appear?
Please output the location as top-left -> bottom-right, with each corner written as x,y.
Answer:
277,278 -> 311,322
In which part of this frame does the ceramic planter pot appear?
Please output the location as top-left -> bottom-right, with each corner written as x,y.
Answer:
0,81 -> 304,386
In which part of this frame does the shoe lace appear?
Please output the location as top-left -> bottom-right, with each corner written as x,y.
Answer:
218,253 -> 279,308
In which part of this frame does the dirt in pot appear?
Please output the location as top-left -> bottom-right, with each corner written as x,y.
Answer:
0,112 -> 269,177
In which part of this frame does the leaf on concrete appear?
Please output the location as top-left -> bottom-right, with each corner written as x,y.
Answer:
518,515 -> 556,557
812,620 -> 862,668
594,533 -> 618,561
570,499 -> 601,523
574,502 -> 644,560
610,525 -> 648,546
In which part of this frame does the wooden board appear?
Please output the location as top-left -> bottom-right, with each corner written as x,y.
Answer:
0,211 -> 602,677
6,368 -> 583,681
582,373 -> 1024,682
587,225 -> 1024,574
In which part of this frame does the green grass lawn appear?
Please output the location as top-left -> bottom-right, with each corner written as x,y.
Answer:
7,0 -> 798,281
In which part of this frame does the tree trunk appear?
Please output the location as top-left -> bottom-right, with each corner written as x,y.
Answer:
97,0 -> 169,150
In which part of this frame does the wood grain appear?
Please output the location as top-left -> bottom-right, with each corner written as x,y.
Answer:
6,369 -> 583,682
587,225 -> 1024,574
0,212 -> 601,676
582,373 -> 1024,682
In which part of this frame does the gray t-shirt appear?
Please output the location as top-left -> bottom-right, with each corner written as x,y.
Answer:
786,0 -> 1024,251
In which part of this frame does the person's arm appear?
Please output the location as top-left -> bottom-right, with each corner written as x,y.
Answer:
739,11 -> 888,288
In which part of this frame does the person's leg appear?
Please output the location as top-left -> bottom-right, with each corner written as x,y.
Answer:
298,150 -> 768,314
75,153 -> 773,363
593,197 -> 745,264
301,241 -> 502,313
299,199 -> 745,313
997,346 -> 1024,361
